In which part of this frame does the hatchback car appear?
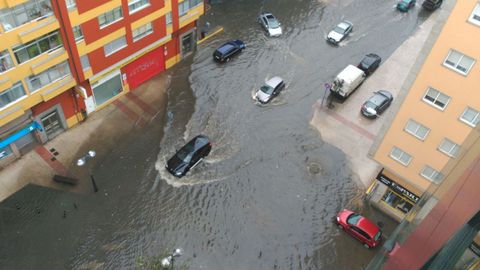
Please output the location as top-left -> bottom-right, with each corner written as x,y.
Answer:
213,40 -> 246,63
327,21 -> 353,44
255,76 -> 285,104
258,12 -> 282,37
166,135 -> 212,178
336,209 -> 383,248
361,90 -> 393,118
397,0 -> 416,12
422,0 -> 442,11
357,53 -> 382,76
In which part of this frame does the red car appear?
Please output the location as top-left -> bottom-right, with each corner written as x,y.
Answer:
336,209 -> 382,248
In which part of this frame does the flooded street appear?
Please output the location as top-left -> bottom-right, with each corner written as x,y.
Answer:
0,0 -> 429,269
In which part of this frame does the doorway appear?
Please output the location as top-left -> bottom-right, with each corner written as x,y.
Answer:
181,31 -> 196,57
41,110 -> 64,140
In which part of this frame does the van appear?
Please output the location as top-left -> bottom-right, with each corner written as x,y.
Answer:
330,65 -> 366,98
422,0 -> 442,11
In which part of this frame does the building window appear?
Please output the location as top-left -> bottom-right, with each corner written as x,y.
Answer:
128,0 -> 150,14
0,50 -> 14,73
132,22 -> 153,41
420,165 -> 444,184
468,3 -> 480,26
80,55 -> 90,70
423,87 -> 450,110
166,12 -> 172,25
0,145 -> 14,160
13,31 -> 63,64
460,107 -> 480,127
66,0 -> 76,9
438,138 -> 460,158
178,1 -> 190,16
390,146 -> 412,166
382,190 -> 413,214
405,119 -> 430,140
0,82 -> 26,109
98,7 -> 123,28
190,0 -> 203,7
27,61 -> 70,92
443,50 -> 475,75
73,25 -> 83,42
0,0 -> 53,31
104,36 -> 127,56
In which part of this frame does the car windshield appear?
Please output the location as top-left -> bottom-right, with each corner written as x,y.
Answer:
266,16 -> 280,28
365,101 -> 377,109
374,231 -> 382,241
401,0 -> 410,3
260,85 -> 274,95
176,144 -> 194,163
346,213 -> 362,225
334,26 -> 346,34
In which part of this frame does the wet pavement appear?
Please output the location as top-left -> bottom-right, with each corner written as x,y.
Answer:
0,0 -> 430,269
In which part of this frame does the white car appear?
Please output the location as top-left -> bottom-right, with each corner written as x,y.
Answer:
327,21 -> 353,44
255,77 -> 285,104
258,12 -> 282,37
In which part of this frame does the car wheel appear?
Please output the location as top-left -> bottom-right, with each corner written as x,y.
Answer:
363,243 -> 370,249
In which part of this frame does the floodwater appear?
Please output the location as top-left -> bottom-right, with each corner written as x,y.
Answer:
0,0 -> 429,269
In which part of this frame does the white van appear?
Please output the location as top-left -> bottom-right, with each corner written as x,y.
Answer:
330,65 -> 366,98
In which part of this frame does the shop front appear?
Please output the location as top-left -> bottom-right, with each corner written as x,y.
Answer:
367,168 -> 422,221
0,118 -> 43,167
91,71 -> 124,107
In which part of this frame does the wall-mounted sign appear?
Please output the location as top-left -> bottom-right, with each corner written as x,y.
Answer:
377,170 -> 420,203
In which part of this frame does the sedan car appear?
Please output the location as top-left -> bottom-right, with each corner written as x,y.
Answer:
361,90 -> 393,118
255,76 -> 285,104
357,53 -> 382,76
213,40 -> 246,63
166,135 -> 212,178
326,21 -> 353,44
397,0 -> 416,12
258,12 -> 282,37
336,209 -> 383,248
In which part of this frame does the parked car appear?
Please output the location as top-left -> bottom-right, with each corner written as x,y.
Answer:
258,12 -> 282,37
255,76 -> 285,104
397,0 -> 416,12
213,40 -> 246,63
361,90 -> 393,118
357,53 -> 382,76
336,209 -> 383,248
166,135 -> 212,178
326,21 -> 353,44
422,0 -> 442,11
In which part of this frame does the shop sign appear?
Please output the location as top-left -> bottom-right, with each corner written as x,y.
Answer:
377,172 -> 420,203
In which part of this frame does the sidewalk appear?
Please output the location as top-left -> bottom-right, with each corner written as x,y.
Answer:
0,73 -> 171,202
310,11 -> 440,188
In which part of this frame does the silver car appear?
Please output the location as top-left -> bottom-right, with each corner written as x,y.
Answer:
255,76 -> 285,104
327,20 -> 353,44
258,12 -> 282,37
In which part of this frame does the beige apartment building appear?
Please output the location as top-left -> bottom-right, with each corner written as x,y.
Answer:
366,0 -> 480,221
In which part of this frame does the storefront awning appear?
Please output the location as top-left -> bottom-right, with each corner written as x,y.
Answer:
0,122 -> 42,149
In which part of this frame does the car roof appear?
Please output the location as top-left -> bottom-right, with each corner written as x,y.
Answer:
356,216 -> 381,237
217,42 -> 236,54
362,54 -> 380,65
188,135 -> 210,149
338,21 -> 352,29
265,76 -> 283,88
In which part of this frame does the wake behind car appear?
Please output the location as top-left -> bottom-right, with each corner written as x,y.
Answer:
213,40 -> 245,63
166,135 -> 212,178
327,20 -> 353,44
361,90 -> 393,118
255,76 -> 285,104
258,12 -> 282,37
336,209 -> 383,248
397,0 -> 416,12
357,53 -> 381,76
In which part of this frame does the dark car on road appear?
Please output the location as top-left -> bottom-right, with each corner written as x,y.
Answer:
357,53 -> 381,76
422,0 -> 442,11
361,90 -> 393,118
397,0 -> 416,12
213,40 -> 245,63
336,209 -> 383,249
166,135 -> 212,178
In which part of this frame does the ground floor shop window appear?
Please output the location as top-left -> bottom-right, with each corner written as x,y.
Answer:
0,145 -> 13,160
382,190 -> 413,214
92,73 -> 123,106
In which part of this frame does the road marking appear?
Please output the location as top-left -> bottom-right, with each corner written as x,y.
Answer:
197,27 -> 224,45
35,146 -> 68,175
126,92 -> 157,117
320,106 -> 376,141
113,99 -> 146,127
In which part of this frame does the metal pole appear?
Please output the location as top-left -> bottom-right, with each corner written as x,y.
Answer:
90,173 -> 99,193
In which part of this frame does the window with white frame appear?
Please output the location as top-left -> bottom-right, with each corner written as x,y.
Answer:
104,36 -> 127,56
390,146 -> 412,166
468,3 -> 480,26
178,1 -> 190,16
0,82 -> 26,109
27,61 -> 71,92
460,107 -> 480,127
0,49 -> 14,73
73,25 -> 83,42
66,0 -> 76,9
420,165 -> 444,184
190,0 -> 203,7
405,119 -> 430,140
423,87 -> 450,110
13,31 -> 63,64
98,7 -> 123,28
443,50 -> 475,75
80,55 -> 90,70
0,0 -> 53,31
128,0 -> 150,14
438,138 -> 460,158
166,12 -> 172,25
132,22 -> 153,41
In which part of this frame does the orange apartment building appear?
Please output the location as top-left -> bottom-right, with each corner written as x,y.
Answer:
366,0 -> 480,221
0,0 -> 204,167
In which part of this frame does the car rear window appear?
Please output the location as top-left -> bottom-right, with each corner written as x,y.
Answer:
347,213 -> 362,225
